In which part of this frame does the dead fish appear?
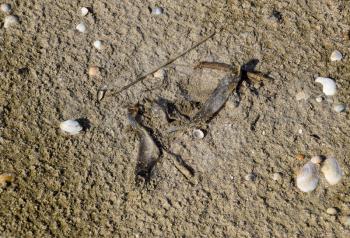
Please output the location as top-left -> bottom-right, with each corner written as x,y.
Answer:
128,107 -> 160,181
192,73 -> 240,122
0,173 -> 14,187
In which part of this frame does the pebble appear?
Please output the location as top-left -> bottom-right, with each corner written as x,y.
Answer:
151,7 -> 164,15
76,22 -> 86,33
326,207 -> 338,215
295,91 -> 309,101
330,50 -> 342,61
342,216 -> 350,226
93,40 -> 102,50
333,103 -> 346,113
1,3 -> 11,13
245,173 -> 256,181
88,66 -> 99,77
315,96 -> 323,103
4,15 -> 19,28
153,69 -> 166,79
81,7 -> 89,16
192,129 -> 204,139
272,172 -> 282,181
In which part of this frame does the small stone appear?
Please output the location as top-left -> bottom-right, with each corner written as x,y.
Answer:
151,7 -> 164,15
81,7 -> 89,16
295,91 -> 309,101
296,154 -> 305,161
333,103 -> 346,113
315,96 -> 323,103
4,15 -> 19,28
272,172 -> 282,181
192,129 -> 204,139
93,40 -> 102,50
330,50 -> 342,61
326,207 -> 338,215
342,216 -> 350,226
76,22 -> 86,33
1,3 -> 11,13
245,173 -> 256,181
88,66 -> 99,77
298,129 -> 303,134
153,69 -> 166,79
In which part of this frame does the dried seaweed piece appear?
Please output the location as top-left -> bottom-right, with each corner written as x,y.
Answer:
246,71 -> 270,84
192,73 -> 240,122
128,106 -> 161,182
0,173 -> 14,187
194,62 -> 233,72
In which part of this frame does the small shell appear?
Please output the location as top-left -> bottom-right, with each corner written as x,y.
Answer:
1,3 -> 11,13
88,66 -> 99,77
81,7 -> 89,16
192,129 -> 204,139
315,96 -> 323,103
333,103 -> 346,113
326,207 -> 338,215
315,77 -> 336,96
76,22 -> 86,33
330,50 -> 342,61
153,69 -> 166,79
4,15 -> 19,28
296,161 -> 319,192
60,120 -> 83,135
0,173 -> 14,187
311,155 -> 322,164
93,40 -> 102,50
151,7 -> 164,15
321,157 -> 342,185
97,85 -> 108,101
244,173 -> 256,181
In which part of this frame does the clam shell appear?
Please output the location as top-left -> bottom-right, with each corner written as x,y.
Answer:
330,50 -> 342,61
321,157 -> 342,185
315,77 -> 336,96
93,40 -> 102,50
81,7 -> 89,16
60,120 -> 82,135
296,161 -> 319,192
76,22 -> 86,33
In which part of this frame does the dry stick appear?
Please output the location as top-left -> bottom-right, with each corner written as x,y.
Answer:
107,31 -> 217,97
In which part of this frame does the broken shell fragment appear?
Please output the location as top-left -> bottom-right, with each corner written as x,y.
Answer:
315,77 -> 336,96
311,155 -> 322,164
60,119 -> 83,135
330,50 -> 342,61
76,22 -> 86,33
153,69 -> 166,79
97,85 -> 108,101
333,103 -> 346,113
192,129 -> 204,139
81,7 -> 89,16
315,96 -> 323,103
244,173 -> 256,181
272,172 -> 282,181
4,15 -> 19,28
296,161 -> 319,192
0,173 -> 14,187
151,7 -> 164,15
326,207 -> 338,215
1,3 -> 11,13
321,157 -> 342,185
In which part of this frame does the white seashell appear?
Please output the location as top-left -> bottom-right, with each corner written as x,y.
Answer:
76,22 -> 86,33
315,77 -> 337,96
153,69 -> 166,79
192,129 -> 204,139
151,7 -> 164,15
60,120 -> 83,135
296,161 -> 319,192
315,96 -> 323,103
321,157 -> 342,185
1,3 -> 11,13
330,50 -> 342,61
93,40 -> 102,50
333,103 -> 346,113
311,155 -> 322,164
4,15 -> 19,28
326,207 -> 338,215
81,7 -> 89,16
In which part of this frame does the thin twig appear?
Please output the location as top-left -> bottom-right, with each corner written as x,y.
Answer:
107,30 -> 218,97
